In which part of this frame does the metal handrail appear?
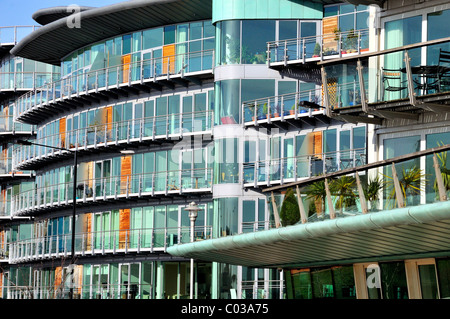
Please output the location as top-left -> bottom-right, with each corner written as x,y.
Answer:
12,110 -> 214,168
0,26 -> 40,45
267,28 -> 370,64
7,225 -> 213,263
15,49 -> 215,120
10,167 -> 214,215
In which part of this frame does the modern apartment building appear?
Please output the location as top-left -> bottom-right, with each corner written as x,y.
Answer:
0,0 -> 449,300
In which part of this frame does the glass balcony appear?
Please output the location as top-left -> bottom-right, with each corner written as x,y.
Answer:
14,49 -> 215,122
0,115 -> 35,134
0,199 -> 10,217
10,167 -> 213,215
242,88 -> 324,126
0,26 -> 39,45
265,143 -> 450,225
0,72 -> 59,91
0,156 -> 32,180
7,224 -> 213,264
320,39 -> 450,119
268,28 -> 370,66
243,148 -> 366,186
12,110 -> 214,169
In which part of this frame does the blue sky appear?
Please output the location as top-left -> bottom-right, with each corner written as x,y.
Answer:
0,0 -> 123,26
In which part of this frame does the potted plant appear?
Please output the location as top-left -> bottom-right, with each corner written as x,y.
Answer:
344,29 -> 358,53
262,103 -> 271,119
313,43 -> 321,58
273,104 -> 280,118
331,175 -> 357,214
279,188 -> 300,226
289,103 -> 296,115
247,104 -> 255,121
257,102 -> 265,120
363,175 -> 385,211
304,179 -> 327,217
433,143 -> 450,197
384,165 -> 427,209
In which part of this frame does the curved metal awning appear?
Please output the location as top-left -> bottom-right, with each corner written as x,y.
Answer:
32,6 -> 94,25
167,200 -> 450,269
11,0 -> 213,65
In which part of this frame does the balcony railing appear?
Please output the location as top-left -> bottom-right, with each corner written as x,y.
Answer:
267,28 -> 370,66
242,88 -> 324,126
12,110 -> 214,169
0,116 -> 35,134
11,167 -> 213,215
243,148 -> 366,187
317,38 -> 450,123
0,72 -> 59,91
0,156 -> 32,179
14,49 -> 215,122
8,225 -> 212,264
3,283 -> 154,300
264,143 -> 450,225
0,26 -> 39,45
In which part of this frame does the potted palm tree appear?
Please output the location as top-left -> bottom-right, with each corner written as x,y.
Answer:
363,175 -> 385,211
331,176 -> 356,214
304,179 -> 327,217
433,142 -> 450,197
384,165 -> 427,209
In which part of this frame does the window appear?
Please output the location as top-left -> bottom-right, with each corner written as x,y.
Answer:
215,138 -> 239,184
380,262 -> 408,299
241,20 -> 275,64
215,79 -> 240,125
427,9 -> 450,65
216,197 -> 239,236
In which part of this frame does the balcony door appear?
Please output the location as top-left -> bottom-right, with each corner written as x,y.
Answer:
141,47 -> 162,79
14,58 -> 23,89
94,159 -> 111,197
119,263 -> 141,299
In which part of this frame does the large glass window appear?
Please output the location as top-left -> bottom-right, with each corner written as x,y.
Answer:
241,20 -> 275,64
384,15 -> 422,99
427,9 -> 450,65
216,197 -> 239,237
383,135 -> 421,207
215,79 -> 240,125
380,262 -> 409,299
219,20 -> 241,65
425,131 -> 450,203
61,20 -> 215,77
437,258 -> 450,299
215,138 -> 239,184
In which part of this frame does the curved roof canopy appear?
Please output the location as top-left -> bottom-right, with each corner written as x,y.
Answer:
167,200 -> 450,268
11,0 -> 213,65
32,6 -> 94,25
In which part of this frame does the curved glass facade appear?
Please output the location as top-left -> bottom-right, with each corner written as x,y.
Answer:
5,0 -> 450,302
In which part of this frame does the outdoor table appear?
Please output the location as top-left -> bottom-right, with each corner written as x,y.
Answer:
401,65 -> 450,94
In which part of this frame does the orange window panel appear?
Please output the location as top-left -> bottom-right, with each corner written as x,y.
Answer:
163,44 -> 175,74
59,118 -> 66,149
120,155 -> 132,194
119,209 -> 130,249
122,54 -> 131,83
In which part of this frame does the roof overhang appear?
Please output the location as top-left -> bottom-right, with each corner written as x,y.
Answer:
32,6 -> 94,25
167,200 -> 450,268
11,0 -> 213,65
